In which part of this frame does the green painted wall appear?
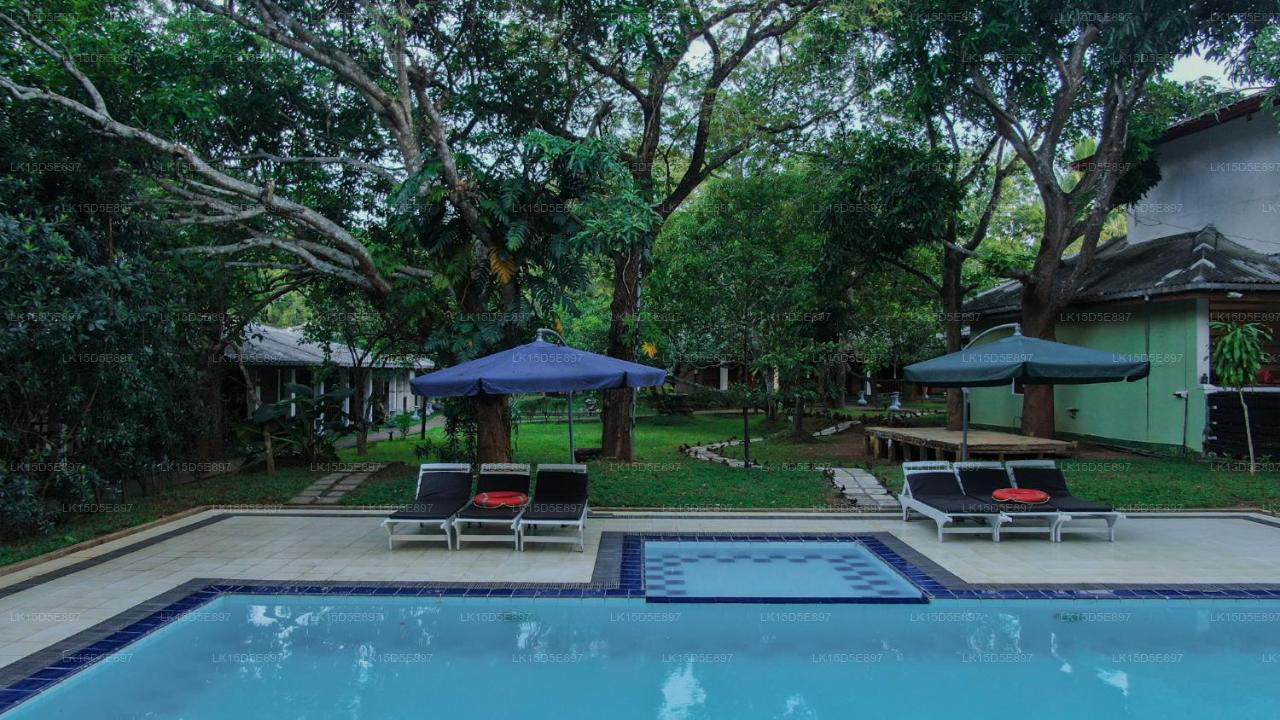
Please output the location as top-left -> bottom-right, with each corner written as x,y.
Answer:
969,299 -> 1205,452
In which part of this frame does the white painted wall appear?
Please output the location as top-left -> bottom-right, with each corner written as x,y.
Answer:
1127,110 -> 1280,255
378,370 -> 415,416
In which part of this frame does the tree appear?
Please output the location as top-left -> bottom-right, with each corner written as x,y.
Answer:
303,284 -> 419,456
845,277 -> 943,388
815,123 -> 989,427
0,2 -> 630,463
0,42 -> 294,534
1211,322 -> 1273,475
0,217 -> 206,536
532,0 -> 866,459
906,0 -> 1272,437
864,19 -> 1030,428
649,169 -> 833,458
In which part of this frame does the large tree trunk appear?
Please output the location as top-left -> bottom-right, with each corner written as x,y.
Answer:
791,395 -> 805,439
832,362 -> 847,409
351,367 -> 369,456
196,348 -> 227,461
1019,285 -> 1058,438
602,250 -> 643,460
475,394 -> 512,464
454,280 -> 514,462
941,249 -> 965,431
237,359 -> 274,474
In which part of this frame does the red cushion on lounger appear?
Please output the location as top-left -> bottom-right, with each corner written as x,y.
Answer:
992,488 -> 1050,504
473,491 -> 528,508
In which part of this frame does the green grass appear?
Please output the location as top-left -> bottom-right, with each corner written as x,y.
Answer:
9,408 -> 1273,570
715,410 -> 946,466
0,468 -> 318,568
871,458 -> 1280,510
718,435 -> 856,467
340,413 -> 839,510
0,413 -> 834,569
840,400 -> 946,413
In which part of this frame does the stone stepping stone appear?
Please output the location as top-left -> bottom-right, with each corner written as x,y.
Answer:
828,466 -> 898,510
289,464 -> 386,504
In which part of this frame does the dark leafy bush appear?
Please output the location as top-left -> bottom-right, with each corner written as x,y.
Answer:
0,217 -> 204,539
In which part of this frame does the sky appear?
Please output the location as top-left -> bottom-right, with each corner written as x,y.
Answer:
1166,53 -> 1235,86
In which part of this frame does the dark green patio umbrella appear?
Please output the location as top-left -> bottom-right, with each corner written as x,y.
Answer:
903,325 -> 1150,459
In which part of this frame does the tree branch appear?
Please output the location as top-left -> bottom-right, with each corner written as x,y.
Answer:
0,15 -> 394,293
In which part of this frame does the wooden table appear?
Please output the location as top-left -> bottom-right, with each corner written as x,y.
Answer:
864,426 -> 1076,462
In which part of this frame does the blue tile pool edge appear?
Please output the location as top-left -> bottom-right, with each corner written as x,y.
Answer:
4,530 -> 1280,714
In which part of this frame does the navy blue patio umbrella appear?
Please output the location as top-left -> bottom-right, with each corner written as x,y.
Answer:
903,324 -> 1149,459
410,329 -> 666,461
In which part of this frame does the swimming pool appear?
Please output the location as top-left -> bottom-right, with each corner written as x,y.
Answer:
5,594 -> 1279,719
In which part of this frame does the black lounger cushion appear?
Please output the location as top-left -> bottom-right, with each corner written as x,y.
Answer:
458,470 -> 532,520
958,468 -> 1052,513
956,468 -> 1013,497
1012,467 -> 1114,512
456,504 -> 525,520
906,471 -> 964,498
917,494 -> 1003,515
388,495 -> 469,520
388,471 -> 472,520
475,471 -> 531,495
415,471 -> 473,501
533,470 -> 589,503
522,469 -> 588,521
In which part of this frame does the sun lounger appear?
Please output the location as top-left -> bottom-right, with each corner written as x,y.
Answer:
955,461 -> 1064,542
452,463 -> 531,549
382,463 -> 472,550
1007,460 -> 1124,541
517,464 -> 589,552
900,461 -> 1009,541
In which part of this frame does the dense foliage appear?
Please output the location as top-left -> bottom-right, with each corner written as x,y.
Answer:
0,0 -> 1276,541
0,218 -> 208,537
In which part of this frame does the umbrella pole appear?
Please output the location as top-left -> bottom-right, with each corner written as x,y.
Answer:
961,387 -> 969,462
568,391 -> 576,464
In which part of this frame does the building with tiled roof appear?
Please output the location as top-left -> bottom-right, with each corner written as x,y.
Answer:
964,97 -> 1280,457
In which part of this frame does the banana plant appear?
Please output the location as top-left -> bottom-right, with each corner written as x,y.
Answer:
242,383 -> 357,466
1210,322 -> 1273,475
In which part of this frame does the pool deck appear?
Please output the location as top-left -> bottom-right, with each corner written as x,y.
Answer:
3,509 -> 1280,676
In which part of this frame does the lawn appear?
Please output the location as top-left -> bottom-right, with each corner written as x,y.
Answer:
871,457 -> 1280,510
6,409 -> 1275,570
718,434 -> 862,467
0,413 -> 837,570
0,468 -> 317,568
339,413 -> 839,510
716,409 -> 946,467
839,400 -> 947,416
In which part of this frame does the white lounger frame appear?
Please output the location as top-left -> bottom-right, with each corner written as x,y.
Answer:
383,463 -> 471,550
900,461 -> 1011,542
452,463 -> 530,550
517,464 -> 589,552
1007,459 -> 1124,542
954,461 -> 1064,542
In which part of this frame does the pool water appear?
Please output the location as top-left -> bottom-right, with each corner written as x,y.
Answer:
6,595 -> 1279,719
643,541 -> 924,601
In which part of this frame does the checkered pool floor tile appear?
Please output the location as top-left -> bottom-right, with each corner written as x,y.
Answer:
642,541 -> 923,601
